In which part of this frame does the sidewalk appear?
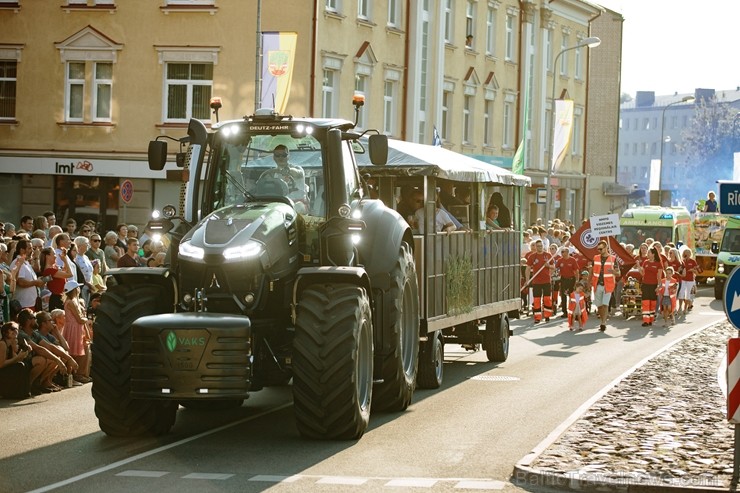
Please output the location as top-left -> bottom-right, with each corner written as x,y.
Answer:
514,320 -> 735,492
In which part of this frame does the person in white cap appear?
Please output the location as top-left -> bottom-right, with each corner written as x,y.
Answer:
63,280 -> 92,383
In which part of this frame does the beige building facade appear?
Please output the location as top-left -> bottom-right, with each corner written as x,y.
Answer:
0,0 -> 613,230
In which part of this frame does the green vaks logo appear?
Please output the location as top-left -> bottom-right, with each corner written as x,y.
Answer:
166,331 -> 177,352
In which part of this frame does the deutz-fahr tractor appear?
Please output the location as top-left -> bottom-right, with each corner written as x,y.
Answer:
91,100 -> 419,439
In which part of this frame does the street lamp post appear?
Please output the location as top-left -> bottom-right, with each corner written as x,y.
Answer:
545,36 -> 601,222
658,95 -> 695,204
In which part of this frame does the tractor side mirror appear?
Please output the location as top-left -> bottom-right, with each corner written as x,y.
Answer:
368,134 -> 388,165
148,141 -> 168,171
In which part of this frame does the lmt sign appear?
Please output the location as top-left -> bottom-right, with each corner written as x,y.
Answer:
719,181 -> 740,214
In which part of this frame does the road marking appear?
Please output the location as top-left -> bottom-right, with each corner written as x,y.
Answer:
386,478 -> 437,487
249,474 -> 302,482
181,472 -> 234,480
317,476 -> 368,485
115,470 -> 169,478
454,480 -> 507,489
27,403 -> 293,493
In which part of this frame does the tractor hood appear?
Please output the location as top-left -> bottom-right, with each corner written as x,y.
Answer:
179,202 -> 298,268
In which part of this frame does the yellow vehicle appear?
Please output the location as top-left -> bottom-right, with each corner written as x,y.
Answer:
617,206 -> 694,251
693,212 -> 726,283
714,216 -> 740,300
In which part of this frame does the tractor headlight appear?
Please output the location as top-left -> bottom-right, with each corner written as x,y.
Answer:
179,241 -> 205,260
223,240 -> 262,261
718,261 -> 725,274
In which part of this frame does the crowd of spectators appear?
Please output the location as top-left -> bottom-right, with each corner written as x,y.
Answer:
0,213 -> 163,399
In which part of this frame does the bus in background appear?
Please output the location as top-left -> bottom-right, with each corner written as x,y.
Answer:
617,206 -> 694,253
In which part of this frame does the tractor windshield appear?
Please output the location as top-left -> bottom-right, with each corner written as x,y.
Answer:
212,133 -> 325,217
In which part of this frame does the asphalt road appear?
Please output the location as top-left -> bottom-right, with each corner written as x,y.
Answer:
0,286 -> 726,493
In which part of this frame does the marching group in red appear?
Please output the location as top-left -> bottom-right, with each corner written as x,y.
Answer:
522,224 -> 700,333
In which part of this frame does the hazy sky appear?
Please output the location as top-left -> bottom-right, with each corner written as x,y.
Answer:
594,0 -> 739,97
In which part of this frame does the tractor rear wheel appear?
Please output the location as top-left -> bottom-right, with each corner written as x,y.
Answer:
372,243 -> 420,411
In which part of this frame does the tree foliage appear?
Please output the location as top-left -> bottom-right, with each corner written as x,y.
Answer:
681,96 -> 736,161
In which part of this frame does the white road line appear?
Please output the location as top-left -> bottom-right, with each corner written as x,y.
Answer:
115,470 -> 169,478
26,403 -> 292,493
316,476 -> 368,485
248,474 -> 302,483
454,480 -> 507,489
181,473 -> 234,480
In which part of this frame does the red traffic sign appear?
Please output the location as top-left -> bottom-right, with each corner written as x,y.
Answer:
120,179 -> 134,204
728,338 -> 740,423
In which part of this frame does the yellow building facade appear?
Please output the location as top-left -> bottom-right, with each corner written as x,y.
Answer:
0,0 -> 608,230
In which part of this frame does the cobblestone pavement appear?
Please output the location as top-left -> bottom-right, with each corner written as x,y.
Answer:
518,321 -> 736,491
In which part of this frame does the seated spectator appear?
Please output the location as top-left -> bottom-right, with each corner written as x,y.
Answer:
50,308 -> 70,353
485,205 -> 505,230
397,185 -> 424,222
414,198 -> 456,234
489,192 -> 512,229
34,310 -> 78,383
0,322 -> 32,399
17,309 -> 67,393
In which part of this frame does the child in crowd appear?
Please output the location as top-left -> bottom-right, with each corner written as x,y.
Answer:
567,282 -> 589,331
579,270 -> 592,313
657,266 -> 678,326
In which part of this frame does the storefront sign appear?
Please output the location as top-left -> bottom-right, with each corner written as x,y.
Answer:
0,156 -> 176,179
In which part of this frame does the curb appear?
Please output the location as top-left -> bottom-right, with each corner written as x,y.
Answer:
512,318 -> 732,493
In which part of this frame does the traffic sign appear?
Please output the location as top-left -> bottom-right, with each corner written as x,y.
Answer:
728,338 -> 740,423
120,179 -> 134,204
724,267 -> 740,330
719,181 -> 740,214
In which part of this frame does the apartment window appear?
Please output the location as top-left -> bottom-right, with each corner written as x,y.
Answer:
571,109 -> 582,155
651,142 -> 657,155
643,118 -> 649,130
640,142 -> 647,155
441,90 -> 452,141
624,118 -> 629,130
383,81 -> 396,135
483,98 -> 493,146
66,62 -> 85,122
545,29 -> 553,71
505,14 -> 515,61
354,74 -> 368,130
671,115 -> 678,129
682,115 -> 688,127
463,95 -> 473,144
559,34 -> 569,75
632,143 -> 637,155
388,0 -> 401,27
165,63 -> 213,122
322,69 -> 337,118
653,117 -> 658,129
465,1 -> 475,44
0,60 -> 17,120
574,45 -> 583,79
444,0 -> 453,43
623,143 -> 628,155
325,0 -> 339,12
357,0 -> 370,19
93,62 -> 112,122
485,6 -> 496,56
503,101 -> 513,148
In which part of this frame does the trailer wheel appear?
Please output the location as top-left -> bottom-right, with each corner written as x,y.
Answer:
372,242 -> 420,412
91,284 -> 178,436
293,283 -> 373,439
485,314 -> 510,362
417,331 -> 444,389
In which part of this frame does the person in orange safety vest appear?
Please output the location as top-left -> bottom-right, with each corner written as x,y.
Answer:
588,240 -> 620,332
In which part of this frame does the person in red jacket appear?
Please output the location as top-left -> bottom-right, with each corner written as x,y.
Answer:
567,282 -> 589,331
555,247 -> 580,318
588,240 -> 621,332
639,247 -> 664,327
525,240 -> 555,324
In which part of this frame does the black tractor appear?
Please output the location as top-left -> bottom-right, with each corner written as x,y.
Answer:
91,102 -> 419,439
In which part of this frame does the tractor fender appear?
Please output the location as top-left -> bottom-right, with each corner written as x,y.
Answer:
291,266 -> 372,324
106,267 -> 178,309
355,199 -> 414,291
